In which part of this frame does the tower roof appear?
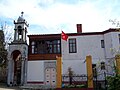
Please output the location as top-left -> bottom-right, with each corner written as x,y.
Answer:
17,12 -> 25,22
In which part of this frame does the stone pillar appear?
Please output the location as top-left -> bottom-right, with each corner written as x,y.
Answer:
7,57 -> 14,86
7,58 -> 11,85
22,29 -> 23,41
115,54 -> 120,74
21,57 -> 25,85
24,59 -> 27,84
14,30 -> 16,40
25,31 -> 26,42
56,57 -> 62,88
86,55 -> 93,88
11,60 -> 14,85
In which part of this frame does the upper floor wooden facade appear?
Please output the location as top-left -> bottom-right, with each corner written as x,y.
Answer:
28,34 -> 61,60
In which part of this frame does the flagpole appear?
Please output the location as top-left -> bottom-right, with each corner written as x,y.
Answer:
61,30 -> 64,57
61,30 -> 68,60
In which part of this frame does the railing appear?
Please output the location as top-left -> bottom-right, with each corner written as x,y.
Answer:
62,74 -> 88,85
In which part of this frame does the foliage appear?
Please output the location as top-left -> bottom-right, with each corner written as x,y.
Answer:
0,21 -> 13,66
107,54 -> 120,90
63,84 -> 87,88
0,30 -> 7,66
0,21 -> 12,82
0,21 -> 13,49
107,75 -> 120,90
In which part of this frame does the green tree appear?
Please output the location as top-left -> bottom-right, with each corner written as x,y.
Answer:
107,54 -> 120,90
0,21 -> 13,65
0,30 -> 7,82
0,30 -> 7,66
0,21 -> 13,82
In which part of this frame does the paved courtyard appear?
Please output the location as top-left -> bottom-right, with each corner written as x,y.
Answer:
0,87 -> 20,90
0,83 -> 22,90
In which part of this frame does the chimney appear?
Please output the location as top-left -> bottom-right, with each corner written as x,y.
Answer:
76,24 -> 82,33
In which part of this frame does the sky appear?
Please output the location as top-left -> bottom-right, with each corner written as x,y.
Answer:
0,0 -> 120,35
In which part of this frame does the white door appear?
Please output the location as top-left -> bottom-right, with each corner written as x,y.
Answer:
45,68 -> 56,87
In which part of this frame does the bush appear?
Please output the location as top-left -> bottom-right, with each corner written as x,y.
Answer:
63,84 -> 86,88
107,75 -> 120,90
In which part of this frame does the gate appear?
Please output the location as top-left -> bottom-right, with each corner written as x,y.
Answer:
45,68 -> 56,88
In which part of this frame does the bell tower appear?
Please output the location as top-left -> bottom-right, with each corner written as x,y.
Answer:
13,12 -> 29,43
7,12 -> 28,86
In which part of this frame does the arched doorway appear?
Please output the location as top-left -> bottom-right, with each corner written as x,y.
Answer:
12,50 -> 21,85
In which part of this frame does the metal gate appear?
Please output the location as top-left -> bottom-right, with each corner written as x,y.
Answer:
62,74 -> 88,86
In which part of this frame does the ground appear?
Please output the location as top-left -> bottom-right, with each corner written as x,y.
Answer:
0,83 -> 22,90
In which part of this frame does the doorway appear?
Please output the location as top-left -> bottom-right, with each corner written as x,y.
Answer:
45,68 -> 56,87
12,50 -> 21,85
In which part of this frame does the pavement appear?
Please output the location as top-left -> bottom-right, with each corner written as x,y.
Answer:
0,83 -> 54,90
0,83 -> 22,90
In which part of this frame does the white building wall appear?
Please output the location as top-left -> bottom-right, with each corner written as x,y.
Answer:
77,35 -> 105,60
27,60 -> 56,84
62,35 -> 105,60
27,61 -> 44,82
62,31 -> 120,76
62,35 -> 106,75
62,60 -> 86,75
103,32 -> 120,76
111,32 -> 120,55
104,33 -> 113,58
104,32 -> 120,58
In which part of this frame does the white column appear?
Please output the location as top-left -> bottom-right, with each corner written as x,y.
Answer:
21,29 -> 23,41
7,57 -> 13,86
14,30 -> 16,40
7,58 -> 11,85
11,60 -> 14,85
25,31 -> 26,42
21,57 -> 25,85
24,59 -> 28,84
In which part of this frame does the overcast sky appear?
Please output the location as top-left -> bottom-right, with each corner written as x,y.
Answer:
0,0 -> 120,35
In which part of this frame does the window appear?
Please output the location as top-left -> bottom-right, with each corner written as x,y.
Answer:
53,40 -> 60,53
32,39 -> 61,54
69,38 -> 77,53
18,26 -> 22,40
101,62 -> 105,70
101,40 -> 105,48
31,41 -> 35,54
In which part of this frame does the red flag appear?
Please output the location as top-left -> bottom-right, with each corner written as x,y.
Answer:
61,31 -> 68,41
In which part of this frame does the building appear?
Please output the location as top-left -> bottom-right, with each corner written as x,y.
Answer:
27,24 -> 120,87
7,13 -> 120,88
27,32 -> 61,88
7,12 -> 28,86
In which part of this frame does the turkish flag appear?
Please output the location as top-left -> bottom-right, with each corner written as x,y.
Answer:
61,31 -> 68,41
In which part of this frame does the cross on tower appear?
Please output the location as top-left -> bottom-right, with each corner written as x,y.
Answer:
21,12 -> 24,17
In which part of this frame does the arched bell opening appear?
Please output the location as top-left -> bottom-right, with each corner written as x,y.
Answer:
11,50 -> 21,85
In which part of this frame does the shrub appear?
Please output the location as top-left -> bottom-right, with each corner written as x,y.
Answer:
63,84 -> 86,88
107,75 -> 120,90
